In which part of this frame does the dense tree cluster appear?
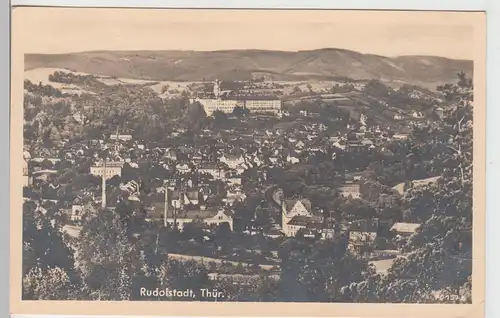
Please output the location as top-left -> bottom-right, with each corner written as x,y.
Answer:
49,71 -> 96,85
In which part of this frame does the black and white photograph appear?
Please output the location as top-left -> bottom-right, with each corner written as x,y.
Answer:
11,7 -> 486,317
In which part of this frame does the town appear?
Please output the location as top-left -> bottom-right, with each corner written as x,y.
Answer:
22,66 -> 473,303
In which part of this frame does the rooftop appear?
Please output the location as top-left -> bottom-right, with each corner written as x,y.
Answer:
284,198 -> 312,213
390,222 -> 421,234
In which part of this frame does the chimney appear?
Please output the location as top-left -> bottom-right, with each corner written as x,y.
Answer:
164,184 -> 169,227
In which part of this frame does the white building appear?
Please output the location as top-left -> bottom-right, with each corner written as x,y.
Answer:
392,134 -> 409,141
281,198 -> 322,237
194,80 -> 281,116
244,98 -> 282,114
90,161 -> 124,179
390,222 -> 421,237
286,155 -> 300,164
71,204 -> 84,221
196,98 -> 245,116
349,219 -> 379,244
203,209 -> 234,231
176,163 -> 191,174
338,183 -> 361,199
110,134 -> 133,141
161,187 -> 234,231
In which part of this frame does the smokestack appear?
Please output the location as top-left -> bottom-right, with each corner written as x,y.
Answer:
164,183 -> 168,227
101,159 -> 107,209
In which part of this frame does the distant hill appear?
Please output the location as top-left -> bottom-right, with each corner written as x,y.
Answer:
24,49 -> 473,89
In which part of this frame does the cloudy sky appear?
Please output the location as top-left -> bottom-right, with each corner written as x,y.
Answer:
13,8 -> 480,60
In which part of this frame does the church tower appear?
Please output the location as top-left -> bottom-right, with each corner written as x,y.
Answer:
213,79 -> 221,99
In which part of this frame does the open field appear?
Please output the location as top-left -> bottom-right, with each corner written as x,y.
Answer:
370,258 -> 396,275
24,67 -> 94,95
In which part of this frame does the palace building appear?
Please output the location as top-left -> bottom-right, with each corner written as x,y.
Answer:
193,79 -> 282,116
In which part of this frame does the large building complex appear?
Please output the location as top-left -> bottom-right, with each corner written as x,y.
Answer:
193,80 -> 282,116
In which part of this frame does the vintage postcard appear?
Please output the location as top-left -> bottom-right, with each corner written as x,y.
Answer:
10,7 -> 486,317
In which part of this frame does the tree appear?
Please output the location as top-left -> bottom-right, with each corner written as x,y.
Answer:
158,259 -> 212,299
214,222 -> 232,248
232,106 -> 250,118
277,238 -> 366,302
107,175 -> 122,187
49,125 -> 62,142
307,83 -> 313,93
41,159 -> 54,170
23,267 -> 82,300
22,201 -> 81,300
212,110 -> 229,126
22,203 -> 76,276
363,80 -> 392,98
76,208 -> 151,300
181,221 -> 206,243
179,102 -> 207,131
161,84 -> 170,94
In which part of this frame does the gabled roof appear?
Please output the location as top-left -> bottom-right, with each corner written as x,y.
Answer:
287,215 -> 316,226
286,215 -> 323,228
284,198 -> 312,213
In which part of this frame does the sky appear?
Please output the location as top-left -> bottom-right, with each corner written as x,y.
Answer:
13,8 -> 479,60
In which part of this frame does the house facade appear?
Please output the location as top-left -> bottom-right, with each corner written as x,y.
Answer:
281,198 -> 321,237
390,222 -> 421,237
90,161 -> 124,179
348,219 -> 379,250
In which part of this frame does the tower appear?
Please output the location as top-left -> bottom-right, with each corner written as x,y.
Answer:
360,113 -> 367,127
101,159 -> 107,209
213,79 -> 221,99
